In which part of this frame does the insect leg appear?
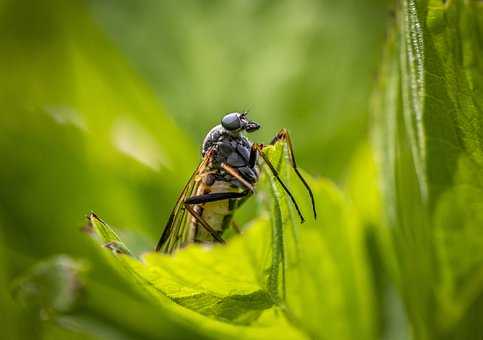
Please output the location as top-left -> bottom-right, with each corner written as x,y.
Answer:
184,190 -> 251,243
270,128 -> 317,219
210,164 -> 255,208
253,143 -> 305,223
183,204 -> 225,244
185,191 -> 250,204
220,163 -> 254,192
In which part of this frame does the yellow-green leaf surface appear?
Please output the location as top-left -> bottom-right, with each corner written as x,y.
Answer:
89,213 -> 273,323
373,0 -> 483,339
88,214 -> 304,339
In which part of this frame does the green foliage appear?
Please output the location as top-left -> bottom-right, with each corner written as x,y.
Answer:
372,0 -> 483,338
1,0 -> 482,339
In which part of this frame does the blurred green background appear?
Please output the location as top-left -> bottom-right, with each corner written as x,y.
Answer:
0,0 -> 388,259
88,0 -> 388,178
1,0 -> 482,339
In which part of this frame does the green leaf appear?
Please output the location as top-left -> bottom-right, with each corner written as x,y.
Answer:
87,213 -> 273,323
263,143 -> 377,340
87,213 -> 306,339
373,0 -> 483,338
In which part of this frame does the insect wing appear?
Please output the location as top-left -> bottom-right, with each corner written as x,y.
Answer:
155,152 -> 212,253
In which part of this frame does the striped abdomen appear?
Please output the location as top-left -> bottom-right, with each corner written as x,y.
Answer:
191,180 -> 239,243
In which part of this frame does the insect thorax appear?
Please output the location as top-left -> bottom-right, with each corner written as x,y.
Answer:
201,124 -> 258,186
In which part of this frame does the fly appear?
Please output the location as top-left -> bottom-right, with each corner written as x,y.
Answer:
155,112 -> 316,254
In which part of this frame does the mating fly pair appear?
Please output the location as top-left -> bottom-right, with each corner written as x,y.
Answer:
156,112 -> 316,254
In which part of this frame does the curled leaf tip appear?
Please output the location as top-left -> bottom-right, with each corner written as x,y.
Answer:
104,241 -> 130,255
88,212 -> 104,224
87,211 -> 97,220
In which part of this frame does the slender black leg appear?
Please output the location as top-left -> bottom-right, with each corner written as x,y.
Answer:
184,190 -> 251,243
253,143 -> 305,223
185,190 -> 250,204
270,128 -> 317,219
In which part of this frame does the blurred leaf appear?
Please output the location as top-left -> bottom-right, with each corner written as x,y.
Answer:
8,252 -> 202,340
42,323 -> 100,340
373,0 -> 483,338
0,225 -> 40,340
344,143 -> 383,228
0,0 -> 197,258
12,255 -> 86,317
344,143 -> 410,339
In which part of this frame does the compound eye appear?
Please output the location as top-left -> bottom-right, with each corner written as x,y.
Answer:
221,113 -> 241,130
